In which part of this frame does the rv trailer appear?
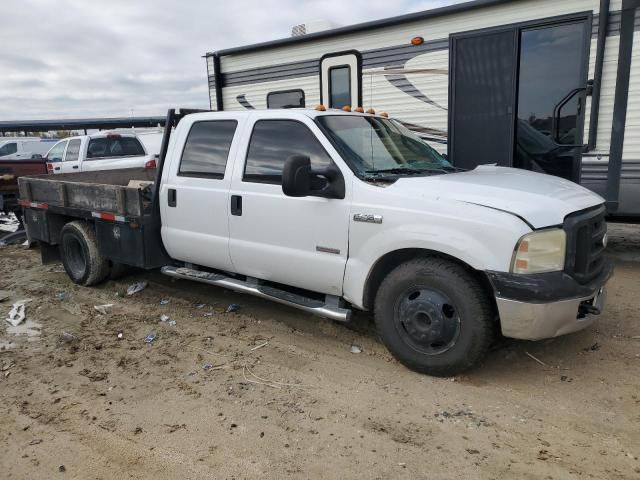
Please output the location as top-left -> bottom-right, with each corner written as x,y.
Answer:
205,0 -> 640,220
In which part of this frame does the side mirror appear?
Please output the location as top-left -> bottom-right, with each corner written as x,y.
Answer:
282,155 -> 345,199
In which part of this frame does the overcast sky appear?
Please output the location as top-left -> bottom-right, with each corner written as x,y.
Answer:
0,0 -> 460,121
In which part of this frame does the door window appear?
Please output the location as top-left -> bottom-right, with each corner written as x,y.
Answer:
64,139 -> 81,162
244,120 -> 333,184
0,143 -> 17,156
46,141 -> 67,162
178,120 -> 237,178
329,66 -> 351,108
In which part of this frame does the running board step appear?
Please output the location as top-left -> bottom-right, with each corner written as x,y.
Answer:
161,266 -> 352,322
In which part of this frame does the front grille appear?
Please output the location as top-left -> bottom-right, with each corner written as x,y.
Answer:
563,205 -> 607,284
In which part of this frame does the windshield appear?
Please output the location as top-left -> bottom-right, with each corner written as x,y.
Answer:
316,115 -> 451,177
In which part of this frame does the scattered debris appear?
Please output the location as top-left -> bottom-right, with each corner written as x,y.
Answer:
144,332 -> 157,344
203,312 -> 213,317
195,303 -> 206,309
560,375 -> 573,382
0,290 -> 11,302
55,292 -> 66,301
60,331 -> 76,344
466,449 -> 480,455
167,320 -> 176,328
525,351 -> 550,368
350,344 -> 362,354
93,304 -> 113,315
1,362 -> 14,372
5,300 -> 31,327
203,363 -> 214,370
133,426 -> 143,435
160,299 -> 170,305
58,465 -> 66,473
250,341 -> 269,351
127,281 -> 148,296
29,439 -> 43,445
159,314 -> 170,322
226,304 -> 241,313
584,342 -> 601,352
117,332 -> 123,340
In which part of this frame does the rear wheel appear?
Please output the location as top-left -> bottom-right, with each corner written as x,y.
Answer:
60,221 -> 109,286
374,257 -> 494,376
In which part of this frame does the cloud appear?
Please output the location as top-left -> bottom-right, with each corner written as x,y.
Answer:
0,0 -> 459,120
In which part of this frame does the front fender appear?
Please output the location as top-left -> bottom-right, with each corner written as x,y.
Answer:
342,206 -> 531,309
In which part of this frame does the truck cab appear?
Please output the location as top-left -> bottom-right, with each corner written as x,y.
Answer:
20,108 -> 612,376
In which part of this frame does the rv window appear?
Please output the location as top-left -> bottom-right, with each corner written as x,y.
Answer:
329,66 -> 351,108
244,120 -> 332,184
267,89 -> 305,109
64,139 -> 81,162
0,142 -> 17,157
178,120 -> 237,178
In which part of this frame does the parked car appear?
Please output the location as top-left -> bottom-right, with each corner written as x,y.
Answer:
45,131 -> 161,174
0,139 -> 57,160
19,108 -> 612,376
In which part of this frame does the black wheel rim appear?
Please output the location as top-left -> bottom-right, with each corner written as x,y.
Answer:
394,287 -> 461,355
64,235 -> 87,279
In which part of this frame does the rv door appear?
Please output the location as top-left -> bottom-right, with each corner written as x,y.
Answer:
320,51 -> 362,109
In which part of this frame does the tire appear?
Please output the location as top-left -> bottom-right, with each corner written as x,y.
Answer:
374,257 -> 494,377
60,221 -> 110,286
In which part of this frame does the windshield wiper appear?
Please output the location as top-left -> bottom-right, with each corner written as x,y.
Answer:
364,167 -> 433,176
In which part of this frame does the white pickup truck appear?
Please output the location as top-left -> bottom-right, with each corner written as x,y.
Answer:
45,131 -> 161,174
19,108 -> 612,376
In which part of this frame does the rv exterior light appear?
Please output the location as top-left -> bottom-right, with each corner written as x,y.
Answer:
379,112 -> 389,118
366,108 -> 376,114
411,36 -> 424,46
354,106 -> 364,113
315,104 -> 326,111
342,105 -> 352,112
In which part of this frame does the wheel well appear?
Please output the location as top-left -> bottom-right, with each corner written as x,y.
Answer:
362,248 -> 497,314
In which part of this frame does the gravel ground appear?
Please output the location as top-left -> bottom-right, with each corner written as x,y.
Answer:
0,224 -> 639,479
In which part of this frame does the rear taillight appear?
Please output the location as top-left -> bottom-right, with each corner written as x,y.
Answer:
145,159 -> 157,169
46,162 -> 54,172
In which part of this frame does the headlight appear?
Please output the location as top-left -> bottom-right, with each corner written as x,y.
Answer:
511,229 -> 566,274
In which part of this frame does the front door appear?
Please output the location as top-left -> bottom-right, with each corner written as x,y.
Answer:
450,16 -> 591,182
60,138 -> 81,173
228,114 -> 350,296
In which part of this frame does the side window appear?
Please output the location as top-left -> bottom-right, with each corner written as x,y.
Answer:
179,120 -> 237,178
329,66 -> 351,108
267,89 -> 305,109
64,139 -> 81,162
0,143 -> 17,156
86,137 -> 145,159
46,141 -> 67,162
244,120 -> 333,184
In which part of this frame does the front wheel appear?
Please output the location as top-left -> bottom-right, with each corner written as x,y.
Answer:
374,257 -> 494,376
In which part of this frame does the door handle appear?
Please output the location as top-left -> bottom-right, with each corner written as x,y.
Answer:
72,165 -> 79,169
54,167 -> 60,171
168,188 -> 177,207
230,195 -> 242,216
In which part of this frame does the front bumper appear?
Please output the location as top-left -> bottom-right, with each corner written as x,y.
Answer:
486,261 -> 613,340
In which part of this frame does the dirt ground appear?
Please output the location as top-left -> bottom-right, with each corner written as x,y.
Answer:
0,224 -> 639,480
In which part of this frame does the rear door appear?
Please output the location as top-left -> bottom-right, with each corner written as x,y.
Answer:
59,138 -> 82,173
160,113 -> 246,271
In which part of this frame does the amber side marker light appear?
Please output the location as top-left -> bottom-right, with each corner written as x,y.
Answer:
411,36 -> 424,46
315,104 -> 326,111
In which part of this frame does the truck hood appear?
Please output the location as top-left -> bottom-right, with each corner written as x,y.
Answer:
391,166 -> 604,229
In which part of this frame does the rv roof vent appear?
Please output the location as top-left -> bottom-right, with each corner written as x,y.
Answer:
291,19 -> 341,37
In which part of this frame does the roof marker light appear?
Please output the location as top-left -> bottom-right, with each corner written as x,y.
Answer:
341,105 -> 352,112
366,108 -> 376,114
354,107 -> 364,113
315,104 -> 326,111
411,36 -> 425,46
379,112 -> 389,118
